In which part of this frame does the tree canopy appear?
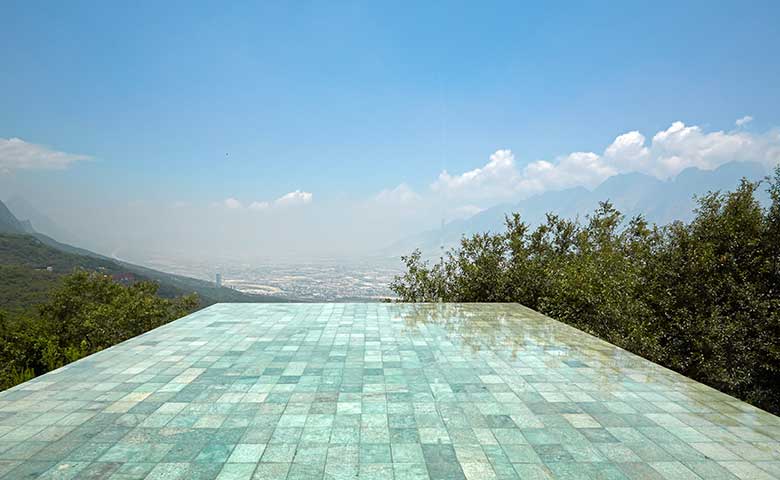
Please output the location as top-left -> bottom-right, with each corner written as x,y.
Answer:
392,167 -> 780,415
0,270 -> 197,390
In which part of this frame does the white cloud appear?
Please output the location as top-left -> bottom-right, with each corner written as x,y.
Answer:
375,183 -> 420,205
643,120 -> 779,178
248,201 -> 270,211
0,137 -> 90,173
432,148 -> 611,201
274,190 -> 313,207
449,205 -> 484,220
736,115 -> 753,127
216,190 -> 313,211
430,118 -> 780,202
223,197 -> 242,209
603,131 -> 650,171
520,151 -> 614,193
432,149 -> 520,200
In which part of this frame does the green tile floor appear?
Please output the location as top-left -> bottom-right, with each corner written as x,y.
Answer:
1,303 -> 779,479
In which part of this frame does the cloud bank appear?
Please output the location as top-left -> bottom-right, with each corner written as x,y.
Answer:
736,115 -> 753,127
223,198 -> 243,209
217,190 -> 314,211
7,117 -> 779,259
430,119 -> 780,203
0,137 -> 90,174
275,190 -> 313,207
374,183 -> 421,205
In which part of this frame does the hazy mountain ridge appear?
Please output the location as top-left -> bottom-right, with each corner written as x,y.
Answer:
5,196 -> 82,245
0,200 -> 26,234
386,161 -> 770,257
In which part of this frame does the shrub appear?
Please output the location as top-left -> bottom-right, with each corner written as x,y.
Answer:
391,167 -> 780,414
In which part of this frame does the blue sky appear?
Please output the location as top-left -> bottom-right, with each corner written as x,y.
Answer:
2,1 -> 780,258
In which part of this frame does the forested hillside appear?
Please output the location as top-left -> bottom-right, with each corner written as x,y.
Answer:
392,167 -> 780,415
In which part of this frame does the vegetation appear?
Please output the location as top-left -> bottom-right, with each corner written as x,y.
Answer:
0,233 -> 121,273
391,167 -> 780,415
0,233 -> 290,308
0,270 -> 197,391
0,264 -> 61,312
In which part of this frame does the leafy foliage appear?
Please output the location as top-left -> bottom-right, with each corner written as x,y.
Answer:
0,270 -> 197,391
391,168 -> 780,414
0,264 -> 62,312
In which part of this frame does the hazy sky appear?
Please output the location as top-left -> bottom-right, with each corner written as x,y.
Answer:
2,1 -> 780,260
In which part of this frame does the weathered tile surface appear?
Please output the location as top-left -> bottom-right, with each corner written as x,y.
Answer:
1,303 -> 778,479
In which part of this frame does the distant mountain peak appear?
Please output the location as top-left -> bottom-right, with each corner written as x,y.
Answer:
0,199 -> 26,234
19,219 -> 35,233
5,195 -> 80,245
675,161 -> 766,183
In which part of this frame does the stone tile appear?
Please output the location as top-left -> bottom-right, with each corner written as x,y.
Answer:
1,303 -> 778,480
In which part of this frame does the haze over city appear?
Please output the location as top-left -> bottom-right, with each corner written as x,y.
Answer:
2,2 -> 780,297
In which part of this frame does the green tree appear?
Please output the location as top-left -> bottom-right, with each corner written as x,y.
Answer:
391,166 -> 780,414
0,270 -> 197,390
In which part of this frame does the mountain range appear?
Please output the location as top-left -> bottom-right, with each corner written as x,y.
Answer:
385,161 -> 771,257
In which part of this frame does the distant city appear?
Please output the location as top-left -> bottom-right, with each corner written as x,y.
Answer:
140,255 -> 403,301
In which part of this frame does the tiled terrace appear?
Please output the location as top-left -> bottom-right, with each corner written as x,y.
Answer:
0,303 -> 778,480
